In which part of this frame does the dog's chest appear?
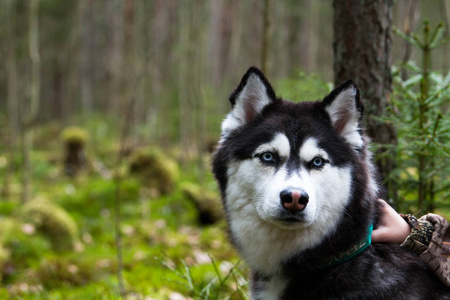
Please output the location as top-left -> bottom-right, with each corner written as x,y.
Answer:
252,275 -> 288,300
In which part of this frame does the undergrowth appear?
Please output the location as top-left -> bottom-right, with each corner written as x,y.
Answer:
0,116 -> 244,299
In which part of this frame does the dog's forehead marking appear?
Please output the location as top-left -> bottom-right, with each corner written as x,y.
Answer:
299,138 -> 329,162
254,133 -> 290,157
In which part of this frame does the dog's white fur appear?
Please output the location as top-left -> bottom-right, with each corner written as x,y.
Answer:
221,74 -> 272,141
252,275 -> 288,300
254,133 -> 291,158
324,86 -> 363,149
224,134 -> 353,279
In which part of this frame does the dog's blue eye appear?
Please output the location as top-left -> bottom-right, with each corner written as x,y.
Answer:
312,157 -> 324,167
260,152 -> 275,163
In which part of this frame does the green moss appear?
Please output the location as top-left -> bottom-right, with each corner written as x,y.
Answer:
59,178 -> 140,220
0,217 -> 17,244
19,199 -> 78,252
0,245 -> 8,262
0,217 -> 52,280
61,126 -> 89,145
31,257 -> 98,289
129,147 -> 179,195
181,182 -> 224,225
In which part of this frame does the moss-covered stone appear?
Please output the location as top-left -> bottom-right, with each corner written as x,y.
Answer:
61,126 -> 89,145
181,183 -> 224,225
19,199 -> 78,252
129,147 -> 179,195
61,126 -> 89,177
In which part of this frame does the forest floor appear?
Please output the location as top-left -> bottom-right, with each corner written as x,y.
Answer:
0,120 -> 248,299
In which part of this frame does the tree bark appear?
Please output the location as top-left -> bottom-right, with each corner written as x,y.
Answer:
3,0 -> 19,199
261,0 -> 272,76
21,0 -> 41,203
105,0 -> 123,116
80,0 -> 94,113
209,0 -> 225,85
399,0 -> 420,79
441,0 -> 450,71
177,1 -> 191,164
298,1 -> 312,73
333,0 -> 397,203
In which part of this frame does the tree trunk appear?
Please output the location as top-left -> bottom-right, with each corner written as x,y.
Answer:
261,0 -> 272,75
399,0 -> 420,79
105,0 -> 123,117
441,0 -> 450,71
63,2 -> 81,125
3,0 -> 19,199
21,0 -> 41,203
297,1 -> 312,73
333,0 -> 397,203
209,0 -> 225,85
177,1 -> 192,164
80,0 -> 94,113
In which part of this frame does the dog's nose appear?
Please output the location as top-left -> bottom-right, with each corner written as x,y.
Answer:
280,189 -> 309,212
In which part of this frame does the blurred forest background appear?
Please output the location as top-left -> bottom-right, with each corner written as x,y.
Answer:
0,0 -> 449,299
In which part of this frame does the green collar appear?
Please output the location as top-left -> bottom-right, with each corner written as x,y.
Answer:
313,224 -> 373,271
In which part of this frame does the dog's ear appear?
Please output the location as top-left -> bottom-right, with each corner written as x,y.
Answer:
220,67 -> 277,140
322,80 -> 364,149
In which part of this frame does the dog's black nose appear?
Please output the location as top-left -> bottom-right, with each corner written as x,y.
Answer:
280,189 -> 309,212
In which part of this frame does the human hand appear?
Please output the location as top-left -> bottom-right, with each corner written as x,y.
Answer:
371,199 -> 412,244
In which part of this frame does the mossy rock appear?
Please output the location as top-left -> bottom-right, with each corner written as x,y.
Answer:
61,126 -> 89,176
61,126 -> 89,145
19,199 -> 78,252
129,147 -> 179,195
181,183 -> 224,225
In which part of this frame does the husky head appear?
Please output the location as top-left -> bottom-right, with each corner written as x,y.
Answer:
212,67 -> 379,275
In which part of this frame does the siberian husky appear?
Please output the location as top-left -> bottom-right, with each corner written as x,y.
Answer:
212,67 -> 449,299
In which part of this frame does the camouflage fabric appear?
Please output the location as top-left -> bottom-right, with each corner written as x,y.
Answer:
401,214 -> 434,253
401,213 -> 450,287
